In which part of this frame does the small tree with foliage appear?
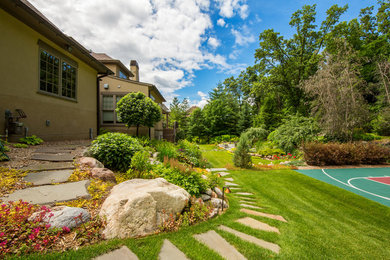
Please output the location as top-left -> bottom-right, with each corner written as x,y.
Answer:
233,134 -> 252,168
116,92 -> 162,136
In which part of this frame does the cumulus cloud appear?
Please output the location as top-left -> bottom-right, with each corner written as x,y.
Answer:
217,18 -> 226,27
191,91 -> 209,108
207,37 -> 221,49
231,26 -> 255,46
215,0 -> 249,19
29,0 -> 235,102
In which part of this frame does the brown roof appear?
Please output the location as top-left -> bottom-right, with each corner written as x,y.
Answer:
91,52 -> 134,77
91,53 -> 114,61
1,0 -> 112,75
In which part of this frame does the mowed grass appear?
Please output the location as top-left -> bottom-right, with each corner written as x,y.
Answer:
199,144 -> 233,168
21,149 -> 390,259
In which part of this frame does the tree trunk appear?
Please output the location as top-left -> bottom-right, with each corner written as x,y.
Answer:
136,125 -> 139,136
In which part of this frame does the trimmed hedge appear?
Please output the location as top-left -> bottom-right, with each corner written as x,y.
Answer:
303,142 -> 390,166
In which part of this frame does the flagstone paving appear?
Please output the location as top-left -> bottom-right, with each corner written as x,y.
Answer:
23,169 -> 73,185
20,162 -> 75,171
240,208 -> 287,222
235,192 -> 254,196
229,187 -> 241,190
159,239 -> 189,260
225,181 -> 239,186
218,225 -> 280,254
240,203 -> 262,209
218,171 -> 230,176
239,200 -> 256,205
31,153 -> 75,162
236,217 -> 280,233
224,177 -> 234,181
1,180 -> 90,205
210,168 -> 228,172
94,246 -> 138,260
34,148 -> 73,154
194,230 -> 247,260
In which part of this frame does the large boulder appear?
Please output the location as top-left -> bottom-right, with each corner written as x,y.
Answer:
30,206 -> 90,229
91,168 -> 116,183
99,178 -> 190,239
76,157 -> 104,169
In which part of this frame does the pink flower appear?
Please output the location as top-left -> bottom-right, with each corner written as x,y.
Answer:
62,226 -> 70,233
0,232 -> 4,237
293,156 -> 296,158
28,234 -> 35,240
45,224 -> 51,229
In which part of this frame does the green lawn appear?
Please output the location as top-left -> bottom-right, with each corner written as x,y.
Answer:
21,149 -> 390,259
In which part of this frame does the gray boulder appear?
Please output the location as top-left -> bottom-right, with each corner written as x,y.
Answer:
100,178 -> 190,239
211,198 -> 229,210
201,194 -> 211,201
30,206 -> 90,229
214,187 -> 223,198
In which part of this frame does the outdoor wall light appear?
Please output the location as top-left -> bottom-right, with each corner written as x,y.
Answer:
103,84 -> 109,89
45,120 -> 50,126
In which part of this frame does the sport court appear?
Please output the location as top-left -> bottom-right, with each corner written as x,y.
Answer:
297,167 -> 390,207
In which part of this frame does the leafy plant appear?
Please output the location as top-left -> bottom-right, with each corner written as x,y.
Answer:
130,150 -> 153,173
372,107 -> 390,136
242,127 -> 268,144
233,133 -> 252,168
19,135 -> 43,145
155,141 -> 178,162
88,132 -> 143,172
0,140 -> 9,162
0,168 -> 31,196
12,143 -> 28,148
268,115 -> 320,152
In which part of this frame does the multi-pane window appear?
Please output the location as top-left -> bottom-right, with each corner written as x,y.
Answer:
39,46 -> 77,100
102,95 -> 124,124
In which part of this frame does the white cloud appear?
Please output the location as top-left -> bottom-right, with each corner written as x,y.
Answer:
217,18 -> 226,27
229,49 -> 240,60
190,91 -> 209,108
215,0 -> 249,19
207,37 -> 221,49
231,26 -> 255,46
29,0 -> 235,103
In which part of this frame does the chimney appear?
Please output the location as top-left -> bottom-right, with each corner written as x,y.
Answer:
130,60 -> 139,81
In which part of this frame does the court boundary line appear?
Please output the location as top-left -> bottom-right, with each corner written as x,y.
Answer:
321,169 -> 390,201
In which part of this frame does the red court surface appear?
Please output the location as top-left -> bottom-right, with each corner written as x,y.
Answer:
368,177 -> 390,185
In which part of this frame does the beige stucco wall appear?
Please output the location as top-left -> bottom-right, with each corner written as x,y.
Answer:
0,9 -> 98,141
99,75 -> 164,139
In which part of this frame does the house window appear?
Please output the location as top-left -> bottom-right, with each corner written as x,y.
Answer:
119,70 -> 127,79
38,41 -> 78,100
101,94 -> 124,124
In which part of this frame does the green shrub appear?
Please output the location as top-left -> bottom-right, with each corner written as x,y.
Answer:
372,107 -> 390,136
89,132 -> 143,172
303,142 -> 390,166
178,140 -> 201,159
152,164 -> 207,196
0,140 -> 9,162
19,135 -> 43,146
352,128 -> 381,141
242,127 -> 268,144
206,172 -> 222,189
268,115 -> 320,152
130,150 -> 152,172
156,141 -> 178,161
233,134 -> 252,168
210,135 -> 238,144
12,143 -> 28,148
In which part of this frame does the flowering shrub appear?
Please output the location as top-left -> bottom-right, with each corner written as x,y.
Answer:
73,216 -> 106,246
0,168 -> 31,196
0,200 -> 66,257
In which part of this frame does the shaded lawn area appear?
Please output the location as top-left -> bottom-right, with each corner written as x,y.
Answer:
21,147 -> 390,259
199,144 -> 233,168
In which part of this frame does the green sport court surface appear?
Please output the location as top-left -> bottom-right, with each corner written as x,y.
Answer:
297,168 -> 390,207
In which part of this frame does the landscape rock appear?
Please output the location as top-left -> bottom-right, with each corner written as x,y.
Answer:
30,206 -> 90,229
209,208 -> 219,218
211,191 -> 218,198
205,188 -> 213,196
201,194 -> 211,201
99,178 -> 190,239
201,174 -> 207,180
214,187 -> 223,198
211,198 -> 229,209
91,168 -> 116,182
77,157 -> 104,169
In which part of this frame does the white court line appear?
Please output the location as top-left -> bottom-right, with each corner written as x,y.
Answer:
321,169 -> 390,201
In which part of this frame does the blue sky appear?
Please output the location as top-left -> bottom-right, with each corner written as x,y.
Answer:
30,0 -> 378,107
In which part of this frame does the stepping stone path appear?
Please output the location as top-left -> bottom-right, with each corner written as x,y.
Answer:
229,187 -> 241,190
159,239 -> 189,260
94,246 -> 138,260
218,172 -> 230,176
210,168 -> 228,172
241,209 -> 287,222
240,203 -> 262,209
236,217 -> 280,234
31,153 -> 74,162
34,148 -> 73,154
1,180 -> 90,205
236,192 -> 254,196
194,230 -> 247,260
24,169 -> 73,185
225,181 -> 239,186
218,225 -> 280,254
21,162 -> 75,171
225,177 -> 234,181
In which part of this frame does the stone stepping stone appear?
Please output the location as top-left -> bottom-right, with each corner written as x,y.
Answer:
218,172 -> 230,176
94,246 -> 138,260
239,200 -> 256,205
229,187 -> 241,190
225,181 -> 239,186
236,192 -> 254,196
31,153 -> 74,162
159,239 -> 189,260
225,177 -> 234,181
240,209 -> 287,222
210,168 -> 228,172
24,169 -> 73,185
236,217 -> 280,234
1,180 -> 90,205
240,203 -> 262,209
194,230 -> 246,260
34,148 -> 73,154
218,225 -> 280,254
20,162 -> 75,172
